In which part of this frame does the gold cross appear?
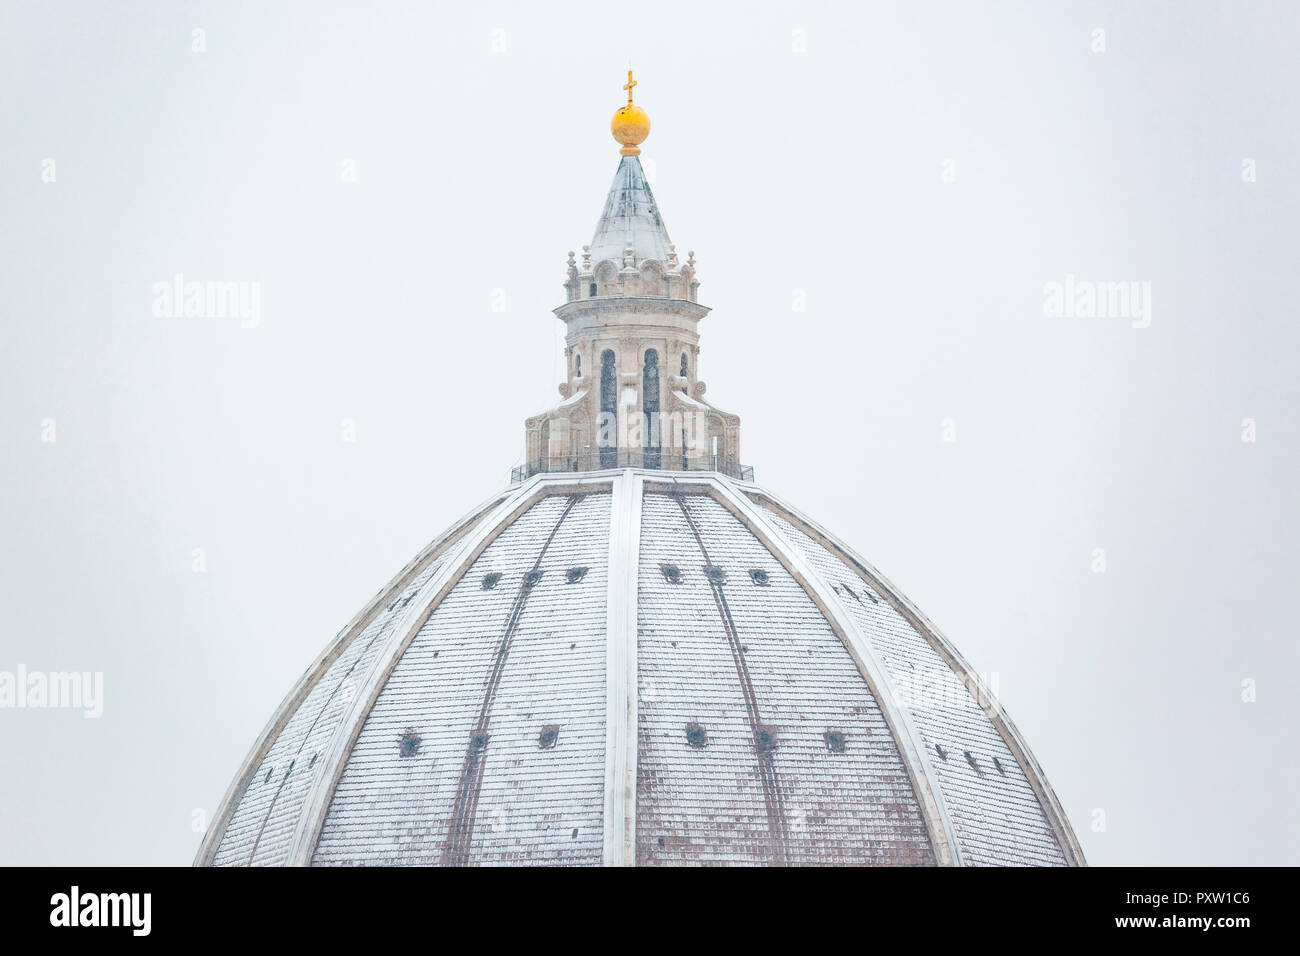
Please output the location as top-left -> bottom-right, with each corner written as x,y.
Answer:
623,70 -> 637,105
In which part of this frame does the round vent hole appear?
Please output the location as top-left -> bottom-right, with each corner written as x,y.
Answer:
399,729 -> 422,758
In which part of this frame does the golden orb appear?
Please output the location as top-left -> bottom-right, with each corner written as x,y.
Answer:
611,70 -> 650,155
611,104 -> 650,155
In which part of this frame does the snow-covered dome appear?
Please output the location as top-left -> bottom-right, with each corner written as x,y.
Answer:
196,78 -> 1083,868
198,471 -> 1081,866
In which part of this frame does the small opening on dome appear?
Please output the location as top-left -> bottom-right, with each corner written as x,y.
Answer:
481,572 -> 501,590
824,730 -> 846,753
524,569 -> 543,587
842,584 -> 862,603
264,768 -> 273,784
657,837 -> 666,849
685,722 -> 708,748
704,565 -> 726,586
660,563 -> 682,584
589,282 -> 597,297
538,725 -> 560,750
309,752 -> 318,768
935,743 -> 948,761
470,732 -> 490,754
757,727 -> 778,752
571,828 -> 578,839
964,750 -> 983,775
993,756 -> 1006,775
749,568 -> 770,586
399,729 -> 422,758
566,566 -> 588,584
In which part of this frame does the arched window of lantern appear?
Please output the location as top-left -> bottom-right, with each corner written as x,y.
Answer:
643,349 -> 661,469
599,349 -> 618,468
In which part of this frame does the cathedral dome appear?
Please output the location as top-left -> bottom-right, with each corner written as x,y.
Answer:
196,76 -> 1083,868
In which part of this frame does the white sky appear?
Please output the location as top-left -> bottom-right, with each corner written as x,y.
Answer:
1,0 -> 1297,865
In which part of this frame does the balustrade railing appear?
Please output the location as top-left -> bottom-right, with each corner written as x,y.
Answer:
510,451 -> 754,485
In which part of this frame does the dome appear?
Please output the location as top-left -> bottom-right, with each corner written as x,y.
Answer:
196,75 -> 1083,867
197,471 -> 1082,867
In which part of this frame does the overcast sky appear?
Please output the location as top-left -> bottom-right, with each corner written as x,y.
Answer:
2,0 -> 1297,866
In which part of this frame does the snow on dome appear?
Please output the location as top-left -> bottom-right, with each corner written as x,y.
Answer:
197,471 -> 1082,867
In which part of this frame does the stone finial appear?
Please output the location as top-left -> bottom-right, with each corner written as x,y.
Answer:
581,245 -> 592,271
667,244 -> 679,270
687,250 -> 696,269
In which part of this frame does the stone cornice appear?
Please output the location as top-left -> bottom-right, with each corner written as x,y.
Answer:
553,296 -> 711,324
